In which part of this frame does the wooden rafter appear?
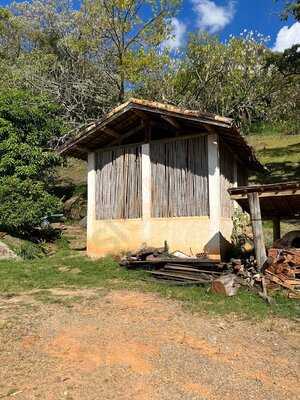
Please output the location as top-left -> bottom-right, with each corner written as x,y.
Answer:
101,127 -> 121,139
106,123 -> 144,147
161,115 -> 181,130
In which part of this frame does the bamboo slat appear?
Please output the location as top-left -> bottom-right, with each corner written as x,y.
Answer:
151,136 -> 209,217
95,145 -> 142,219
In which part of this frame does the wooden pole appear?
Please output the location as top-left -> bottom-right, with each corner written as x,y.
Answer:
272,217 -> 281,243
247,192 -> 267,269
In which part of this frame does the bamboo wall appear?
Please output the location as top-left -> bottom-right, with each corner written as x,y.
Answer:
220,141 -> 235,218
151,136 -> 209,217
95,145 -> 142,219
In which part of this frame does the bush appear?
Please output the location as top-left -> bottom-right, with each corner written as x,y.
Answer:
0,177 -> 61,235
0,89 -> 66,235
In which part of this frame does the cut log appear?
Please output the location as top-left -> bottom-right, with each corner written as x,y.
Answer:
211,274 -> 239,296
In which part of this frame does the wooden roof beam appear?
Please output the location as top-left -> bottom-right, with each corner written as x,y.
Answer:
132,109 -> 151,123
106,123 -> 145,147
161,115 -> 181,130
101,127 -> 121,139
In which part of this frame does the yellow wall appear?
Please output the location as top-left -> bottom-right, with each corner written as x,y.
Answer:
87,216 -> 233,260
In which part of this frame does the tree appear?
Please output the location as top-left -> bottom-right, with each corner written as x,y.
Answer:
76,0 -> 179,102
269,1 -> 300,77
0,1 -> 179,126
279,0 -> 300,21
164,32 -> 291,128
0,89 -> 66,235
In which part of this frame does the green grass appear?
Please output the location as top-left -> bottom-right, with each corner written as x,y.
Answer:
0,251 -> 298,320
247,122 -> 300,183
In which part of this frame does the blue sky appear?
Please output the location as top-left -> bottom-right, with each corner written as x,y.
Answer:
1,0 -> 299,51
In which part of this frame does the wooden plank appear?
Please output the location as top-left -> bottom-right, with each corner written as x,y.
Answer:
248,192 -> 267,268
149,270 -> 212,282
231,189 -> 300,200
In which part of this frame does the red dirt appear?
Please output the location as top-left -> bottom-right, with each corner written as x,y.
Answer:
0,289 -> 299,399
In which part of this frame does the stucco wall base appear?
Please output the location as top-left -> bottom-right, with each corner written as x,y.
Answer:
87,217 -> 234,261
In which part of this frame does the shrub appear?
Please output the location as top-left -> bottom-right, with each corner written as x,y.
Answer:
0,89 -> 66,235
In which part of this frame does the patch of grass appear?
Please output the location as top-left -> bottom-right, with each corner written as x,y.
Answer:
0,253 -> 298,320
0,251 -> 145,293
247,122 -> 300,183
140,280 -> 299,320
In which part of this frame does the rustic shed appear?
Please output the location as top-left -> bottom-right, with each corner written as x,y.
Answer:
59,99 -> 262,259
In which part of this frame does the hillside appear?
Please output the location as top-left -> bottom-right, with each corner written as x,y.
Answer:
248,123 -> 300,183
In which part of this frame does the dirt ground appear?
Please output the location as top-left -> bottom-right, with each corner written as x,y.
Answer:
0,288 -> 299,400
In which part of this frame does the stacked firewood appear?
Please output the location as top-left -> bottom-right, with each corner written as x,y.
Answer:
265,248 -> 300,298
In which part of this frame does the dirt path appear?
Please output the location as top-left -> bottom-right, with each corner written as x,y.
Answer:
0,289 -> 299,400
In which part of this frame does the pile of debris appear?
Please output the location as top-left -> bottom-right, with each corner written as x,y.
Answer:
121,243 -> 300,301
121,246 -> 226,275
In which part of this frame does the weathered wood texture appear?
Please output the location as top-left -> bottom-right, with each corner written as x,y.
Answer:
220,141 -> 235,218
95,145 -> 142,219
248,192 -> 267,268
150,136 -> 209,217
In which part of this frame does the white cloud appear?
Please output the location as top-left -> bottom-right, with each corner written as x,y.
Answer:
273,22 -> 300,52
192,0 -> 236,34
162,18 -> 186,50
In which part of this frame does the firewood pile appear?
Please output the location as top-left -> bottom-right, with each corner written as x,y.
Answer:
265,248 -> 300,299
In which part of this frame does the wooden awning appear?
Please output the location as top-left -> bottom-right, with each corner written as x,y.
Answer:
229,181 -> 300,219
57,98 -> 262,171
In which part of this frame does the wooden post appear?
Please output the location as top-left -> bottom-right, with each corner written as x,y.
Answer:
273,217 -> 281,243
247,192 -> 267,268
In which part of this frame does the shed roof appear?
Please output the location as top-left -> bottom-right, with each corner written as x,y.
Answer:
229,181 -> 300,219
58,98 -> 262,170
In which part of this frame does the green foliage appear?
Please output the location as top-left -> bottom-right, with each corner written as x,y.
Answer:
279,0 -> 300,21
136,31 -> 298,132
231,209 -> 251,245
0,177 -> 61,234
0,89 -> 65,234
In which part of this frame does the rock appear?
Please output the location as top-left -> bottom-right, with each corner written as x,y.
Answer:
79,216 -> 87,228
0,241 -> 19,260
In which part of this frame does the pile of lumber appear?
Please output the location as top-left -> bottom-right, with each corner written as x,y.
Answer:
265,248 -> 300,298
121,245 -> 300,301
149,263 -> 226,284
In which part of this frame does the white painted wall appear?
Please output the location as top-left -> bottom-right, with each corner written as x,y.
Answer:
87,152 -> 96,239
207,134 -> 221,255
